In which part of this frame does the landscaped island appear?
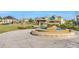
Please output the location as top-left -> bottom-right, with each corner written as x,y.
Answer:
31,25 -> 76,39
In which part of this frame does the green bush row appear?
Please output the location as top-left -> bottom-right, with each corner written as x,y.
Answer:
18,26 -> 33,29
58,24 -> 79,31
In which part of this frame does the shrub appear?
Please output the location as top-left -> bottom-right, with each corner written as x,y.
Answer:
36,30 -> 46,32
18,26 -> 33,29
59,24 -> 66,29
73,26 -> 79,31
47,24 -> 60,28
40,26 -> 47,29
59,23 -> 75,29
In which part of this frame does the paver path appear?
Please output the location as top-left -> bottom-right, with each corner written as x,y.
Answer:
0,29 -> 79,48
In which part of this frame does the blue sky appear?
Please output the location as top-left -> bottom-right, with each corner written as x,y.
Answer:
0,11 -> 76,20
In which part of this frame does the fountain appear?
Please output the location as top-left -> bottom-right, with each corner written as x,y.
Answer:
31,25 -> 76,39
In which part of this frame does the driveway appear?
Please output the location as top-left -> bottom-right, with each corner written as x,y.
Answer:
0,29 -> 79,48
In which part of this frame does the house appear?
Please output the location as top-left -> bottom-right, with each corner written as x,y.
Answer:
55,16 -> 65,24
35,16 -> 65,26
76,15 -> 79,21
75,15 -> 79,26
0,16 -> 18,24
19,18 -> 29,24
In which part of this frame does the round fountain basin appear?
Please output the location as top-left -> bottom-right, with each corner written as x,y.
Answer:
31,30 -> 76,39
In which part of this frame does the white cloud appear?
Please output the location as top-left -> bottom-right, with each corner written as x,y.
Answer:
0,0 -> 79,11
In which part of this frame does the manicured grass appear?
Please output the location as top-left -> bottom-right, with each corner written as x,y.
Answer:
0,24 -> 18,33
0,24 -> 34,33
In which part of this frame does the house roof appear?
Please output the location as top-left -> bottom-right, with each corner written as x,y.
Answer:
3,16 -> 16,19
76,15 -> 79,17
35,16 -> 64,21
35,17 -> 46,20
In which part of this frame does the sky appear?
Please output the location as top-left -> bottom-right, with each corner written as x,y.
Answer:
0,11 -> 76,20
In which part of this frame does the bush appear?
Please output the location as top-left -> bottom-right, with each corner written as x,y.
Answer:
59,24 -> 67,29
59,23 -> 75,29
73,26 -> 79,31
47,24 -> 60,28
40,26 -> 47,29
18,26 -> 27,29
36,30 -> 46,32
18,26 -> 33,29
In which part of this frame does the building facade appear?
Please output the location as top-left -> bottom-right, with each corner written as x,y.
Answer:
0,16 -> 18,24
35,16 -> 65,26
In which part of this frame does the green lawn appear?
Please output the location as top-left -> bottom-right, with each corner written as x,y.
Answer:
0,24 -> 34,33
0,24 -> 18,33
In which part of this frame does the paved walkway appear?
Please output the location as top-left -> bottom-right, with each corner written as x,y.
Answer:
0,29 -> 79,48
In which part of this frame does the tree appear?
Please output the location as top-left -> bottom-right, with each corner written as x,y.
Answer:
49,16 -> 55,20
0,16 -> 2,19
59,20 -> 75,29
28,18 -> 34,23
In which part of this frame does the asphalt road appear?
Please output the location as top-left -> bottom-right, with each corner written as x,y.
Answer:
0,29 -> 79,48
